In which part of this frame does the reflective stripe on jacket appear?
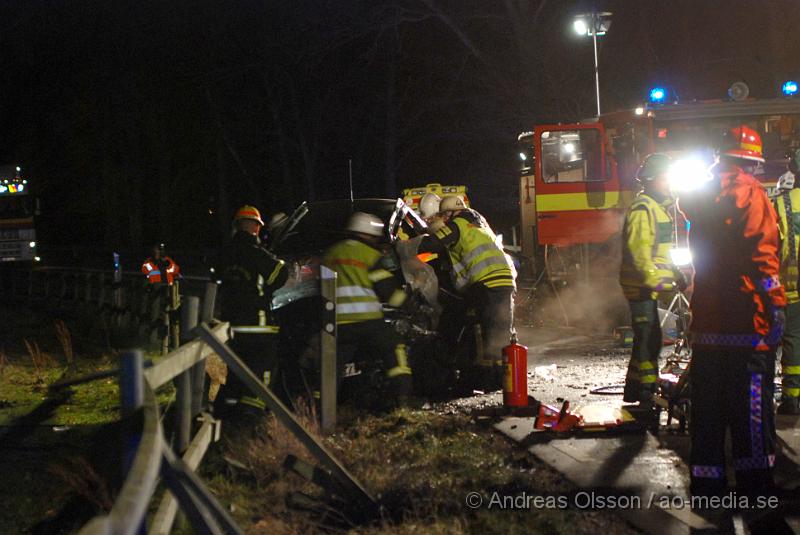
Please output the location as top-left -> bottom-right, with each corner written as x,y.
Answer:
323,239 -> 393,324
775,188 -> 800,303
435,214 -> 515,291
619,193 -> 675,301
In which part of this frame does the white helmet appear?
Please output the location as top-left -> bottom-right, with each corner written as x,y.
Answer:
346,212 -> 384,237
419,192 -> 441,218
777,171 -> 796,191
267,212 -> 288,232
439,195 -> 467,213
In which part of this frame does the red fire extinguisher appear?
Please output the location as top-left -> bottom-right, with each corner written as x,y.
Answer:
503,332 -> 528,407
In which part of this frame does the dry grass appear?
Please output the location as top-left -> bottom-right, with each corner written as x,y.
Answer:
24,338 -> 56,377
0,350 -> 7,377
54,320 -> 74,365
48,457 -> 113,513
207,408 -> 640,535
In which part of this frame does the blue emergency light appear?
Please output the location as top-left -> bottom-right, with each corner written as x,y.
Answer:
649,87 -> 667,104
782,80 -> 798,97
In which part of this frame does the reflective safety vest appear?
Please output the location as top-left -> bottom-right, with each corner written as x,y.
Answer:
619,193 -> 675,301
436,215 -> 515,291
323,239 -> 393,324
142,256 -> 180,285
775,186 -> 800,303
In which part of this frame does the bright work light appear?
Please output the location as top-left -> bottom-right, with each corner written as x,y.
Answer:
668,158 -> 711,192
670,248 -> 692,267
519,152 -> 527,161
573,19 -> 588,36
783,80 -> 798,97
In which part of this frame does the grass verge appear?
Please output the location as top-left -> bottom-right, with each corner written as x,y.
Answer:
201,407 -> 640,534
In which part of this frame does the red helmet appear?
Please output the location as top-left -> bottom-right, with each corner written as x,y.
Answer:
720,125 -> 765,163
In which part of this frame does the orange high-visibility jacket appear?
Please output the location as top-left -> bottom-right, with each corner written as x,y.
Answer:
142,256 -> 180,285
679,162 -> 786,348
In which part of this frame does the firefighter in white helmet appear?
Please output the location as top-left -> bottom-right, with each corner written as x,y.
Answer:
419,192 -> 444,231
214,205 -> 289,414
323,212 -> 413,407
421,195 -> 515,391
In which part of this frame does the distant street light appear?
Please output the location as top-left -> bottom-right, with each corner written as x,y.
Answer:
572,11 -> 612,117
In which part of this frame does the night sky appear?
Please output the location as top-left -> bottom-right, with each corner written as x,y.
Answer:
1,0 -> 798,258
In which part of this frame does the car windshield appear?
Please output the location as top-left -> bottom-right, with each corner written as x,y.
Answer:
271,198 -> 425,257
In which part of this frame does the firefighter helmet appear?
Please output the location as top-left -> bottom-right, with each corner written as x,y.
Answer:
636,153 -> 672,182
777,171 -> 795,191
719,125 -> 765,163
419,193 -> 441,218
439,195 -> 467,213
788,148 -> 800,175
267,212 -> 287,232
234,205 -> 265,226
346,212 -> 384,237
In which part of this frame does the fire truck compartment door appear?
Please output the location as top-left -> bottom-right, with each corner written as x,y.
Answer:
534,124 -> 622,245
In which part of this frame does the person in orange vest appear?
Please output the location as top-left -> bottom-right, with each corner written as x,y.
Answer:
678,125 -> 785,500
141,243 -> 180,285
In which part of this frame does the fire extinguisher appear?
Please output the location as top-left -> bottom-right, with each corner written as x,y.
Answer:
503,331 -> 528,407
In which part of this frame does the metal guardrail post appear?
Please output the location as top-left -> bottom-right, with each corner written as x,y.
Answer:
201,282 -> 217,323
120,350 -> 144,475
176,296 -> 200,453
197,324 -> 377,513
320,265 -> 337,434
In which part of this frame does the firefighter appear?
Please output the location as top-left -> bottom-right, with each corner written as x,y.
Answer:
323,212 -> 412,407
215,205 -> 289,412
419,192 -> 444,231
421,195 -> 516,391
619,153 -> 681,406
141,243 -> 180,286
678,125 -> 786,498
775,148 -> 800,415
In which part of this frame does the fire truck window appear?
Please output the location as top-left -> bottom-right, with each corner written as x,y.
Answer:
541,129 -> 604,183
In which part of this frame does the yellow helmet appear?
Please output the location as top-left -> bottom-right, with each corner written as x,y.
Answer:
234,205 -> 265,226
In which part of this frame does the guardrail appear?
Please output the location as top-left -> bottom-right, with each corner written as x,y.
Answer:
79,321 -> 242,535
76,318 -> 374,534
1,265 -> 217,349
10,263 -> 364,532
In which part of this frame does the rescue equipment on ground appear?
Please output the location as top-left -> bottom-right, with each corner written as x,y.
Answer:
502,332 -> 528,407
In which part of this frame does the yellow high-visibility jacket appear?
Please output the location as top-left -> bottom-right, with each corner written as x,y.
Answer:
323,238 -> 406,324
775,187 -> 800,304
620,193 -> 676,301
433,210 -> 515,291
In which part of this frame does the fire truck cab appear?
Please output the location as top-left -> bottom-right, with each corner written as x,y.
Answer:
518,96 -> 800,276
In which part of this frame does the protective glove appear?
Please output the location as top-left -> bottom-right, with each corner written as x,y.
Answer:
766,307 -> 786,345
674,270 -> 689,292
653,280 -> 674,293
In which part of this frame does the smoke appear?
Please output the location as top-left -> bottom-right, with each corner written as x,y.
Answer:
516,245 -> 630,334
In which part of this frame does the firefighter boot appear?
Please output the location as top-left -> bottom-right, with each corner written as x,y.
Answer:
777,396 -> 800,415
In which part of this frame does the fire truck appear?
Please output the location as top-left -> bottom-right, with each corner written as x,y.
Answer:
0,165 -> 38,262
517,92 -> 800,278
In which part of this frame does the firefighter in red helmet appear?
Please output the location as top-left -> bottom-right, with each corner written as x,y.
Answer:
678,125 -> 786,499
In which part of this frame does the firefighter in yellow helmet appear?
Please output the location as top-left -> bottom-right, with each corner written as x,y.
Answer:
775,149 -> 800,415
323,212 -> 413,407
421,196 -> 516,391
619,153 -> 682,406
214,205 -> 289,413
